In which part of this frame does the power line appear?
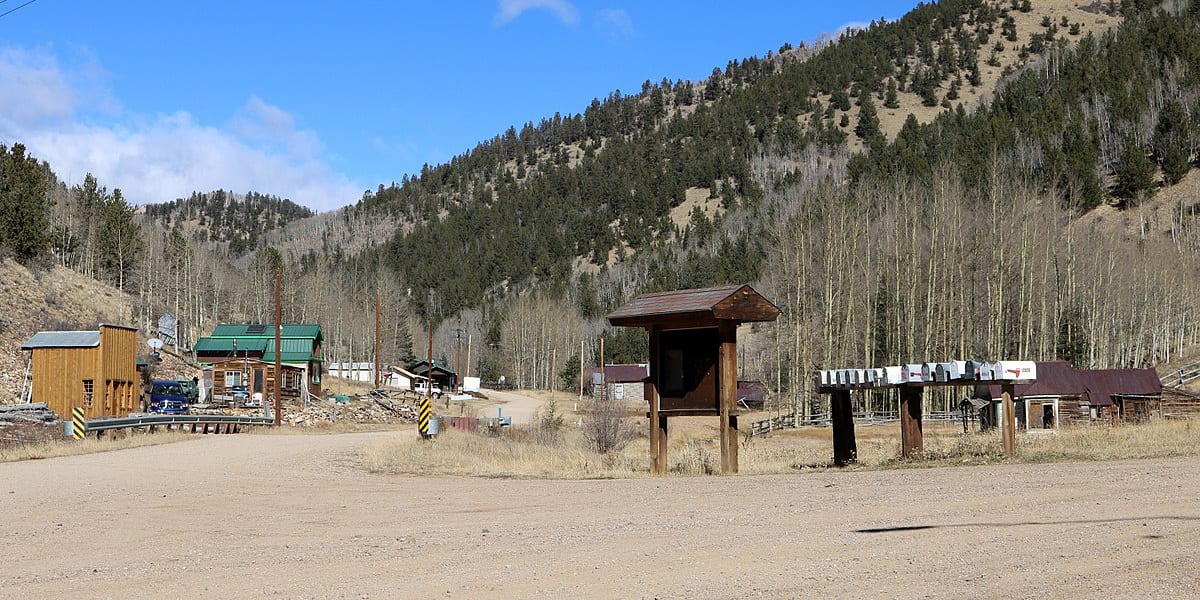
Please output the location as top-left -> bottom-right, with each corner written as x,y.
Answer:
0,0 -> 40,20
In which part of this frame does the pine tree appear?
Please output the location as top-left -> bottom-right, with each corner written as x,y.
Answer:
0,144 -> 52,262
855,90 -> 882,142
1114,139 -> 1155,201
884,78 -> 900,109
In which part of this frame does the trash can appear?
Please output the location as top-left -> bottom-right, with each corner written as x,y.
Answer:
426,415 -> 440,437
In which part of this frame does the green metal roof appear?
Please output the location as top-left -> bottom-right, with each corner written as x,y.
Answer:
209,323 -> 322,341
263,338 -> 323,363
194,337 -> 267,353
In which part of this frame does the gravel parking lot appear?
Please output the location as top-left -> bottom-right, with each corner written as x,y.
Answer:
3,430 -> 1197,599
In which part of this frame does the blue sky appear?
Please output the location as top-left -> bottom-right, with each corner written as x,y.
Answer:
0,0 -> 917,210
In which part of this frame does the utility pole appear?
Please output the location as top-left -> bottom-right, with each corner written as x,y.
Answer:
578,339 -> 584,403
455,325 -> 463,393
374,289 -> 381,389
273,267 -> 282,427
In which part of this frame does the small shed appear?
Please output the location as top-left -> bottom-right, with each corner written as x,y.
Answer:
584,364 -> 650,401
20,324 -> 139,420
608,284 -> 780,475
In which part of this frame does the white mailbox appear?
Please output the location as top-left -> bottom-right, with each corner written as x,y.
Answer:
921,362 -> 939,382
884,366 -> 903,386
950,360 -> 970,380
902,363 -> 924,383
995,360 -> 1037,382
970,360 -> 995,381
873,368 -> 886,386
933,362 -> 952,382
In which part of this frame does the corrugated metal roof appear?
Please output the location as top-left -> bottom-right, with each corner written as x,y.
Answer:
584,364 -> 650,383
21,331 -> 100,349
607,284 -> 780,326
608,285 -> 745,321
193,337 -> 267,353
1082,369 -> 1162,407
210,323 -> 322,340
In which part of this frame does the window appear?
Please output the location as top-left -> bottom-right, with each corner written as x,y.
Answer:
82,379 -> 94,407
224,370 -> 243,387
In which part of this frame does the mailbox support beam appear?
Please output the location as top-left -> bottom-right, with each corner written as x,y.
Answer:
900,385 -> 923,457
718,321 -> 738,474
1001,383 -> 1016,457
831,389 -> 857,466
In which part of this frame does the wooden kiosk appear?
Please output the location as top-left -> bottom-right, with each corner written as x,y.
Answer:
607,285 -> 780,475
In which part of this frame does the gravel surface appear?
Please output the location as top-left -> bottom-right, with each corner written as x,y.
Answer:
2,431 -> 1198,599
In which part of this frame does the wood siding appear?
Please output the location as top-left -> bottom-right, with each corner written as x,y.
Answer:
30,325 -> 138,420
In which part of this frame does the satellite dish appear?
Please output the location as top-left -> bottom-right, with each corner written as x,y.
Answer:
148,338 -> 164,350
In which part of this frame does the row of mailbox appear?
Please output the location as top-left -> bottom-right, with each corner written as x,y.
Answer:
817,360 -> 1037,389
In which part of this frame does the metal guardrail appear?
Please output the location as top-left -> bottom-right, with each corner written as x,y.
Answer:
84,414 -> 274,432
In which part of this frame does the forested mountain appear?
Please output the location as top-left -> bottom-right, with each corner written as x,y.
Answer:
143,190 -> 314,257
4,0 -> 1200,410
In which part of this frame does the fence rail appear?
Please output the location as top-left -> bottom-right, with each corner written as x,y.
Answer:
1162,362 -> 1200,387
749,409 -> 972,437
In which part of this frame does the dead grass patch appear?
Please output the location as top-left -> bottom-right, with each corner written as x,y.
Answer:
0,430 -> 193,463
362,419 -> 1200,479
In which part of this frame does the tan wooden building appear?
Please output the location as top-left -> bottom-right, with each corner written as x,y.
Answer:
20,324 -> 139,420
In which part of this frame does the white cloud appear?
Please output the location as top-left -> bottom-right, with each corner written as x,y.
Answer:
0,47 -> 360,212
0,47 -> 77,126
596,8 -> 633,40
493,0 -> 579,27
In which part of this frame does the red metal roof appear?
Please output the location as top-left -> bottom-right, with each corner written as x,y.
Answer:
585,364 -> 650,384
607,284 -> 780,326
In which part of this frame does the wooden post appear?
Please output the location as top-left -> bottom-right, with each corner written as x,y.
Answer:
647,326 -> 661,475
1001,383 -> 1016,457
374,289 -> 381,388
718,321 -> 737,474
899,385 -> 923,457
831,389 -> 857,466
657,413 -> 668,474
274,268 -> 282,427
728,414 -> 738,474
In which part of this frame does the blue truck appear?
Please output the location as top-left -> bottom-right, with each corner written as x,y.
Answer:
149,380 -> 190,414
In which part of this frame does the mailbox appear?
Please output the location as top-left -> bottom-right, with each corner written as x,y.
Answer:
921,362 -> 939,382
970,360 -> 995,381
884,366 -> 903,385
902,363 -> 924,383
995,360 -> 1037,382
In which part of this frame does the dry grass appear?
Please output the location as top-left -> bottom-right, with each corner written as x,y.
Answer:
252,422 -> 404,435
0,430 -> 193,463
361,419 -> 1200,479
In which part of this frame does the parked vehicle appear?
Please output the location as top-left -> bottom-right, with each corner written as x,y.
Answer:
414,380 -> 443,398
149,380 -> 190,414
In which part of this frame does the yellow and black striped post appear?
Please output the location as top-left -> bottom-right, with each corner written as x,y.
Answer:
71,407 -> 86,441
418,397 -> 432,438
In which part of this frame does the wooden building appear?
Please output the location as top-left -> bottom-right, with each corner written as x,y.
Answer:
20,324 -> 139,420
194,323 -> 323,398
408,359 -> 457,391
207,358 -> 306,404
584,364 -> 650,402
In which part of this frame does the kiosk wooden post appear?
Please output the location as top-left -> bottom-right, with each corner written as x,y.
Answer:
608,285 -> 780,476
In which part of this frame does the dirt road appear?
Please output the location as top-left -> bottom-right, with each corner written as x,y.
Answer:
474,388 -> 546,424
3,431 -> 1198,599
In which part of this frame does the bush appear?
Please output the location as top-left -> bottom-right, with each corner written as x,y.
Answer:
581,398 -> 636,455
